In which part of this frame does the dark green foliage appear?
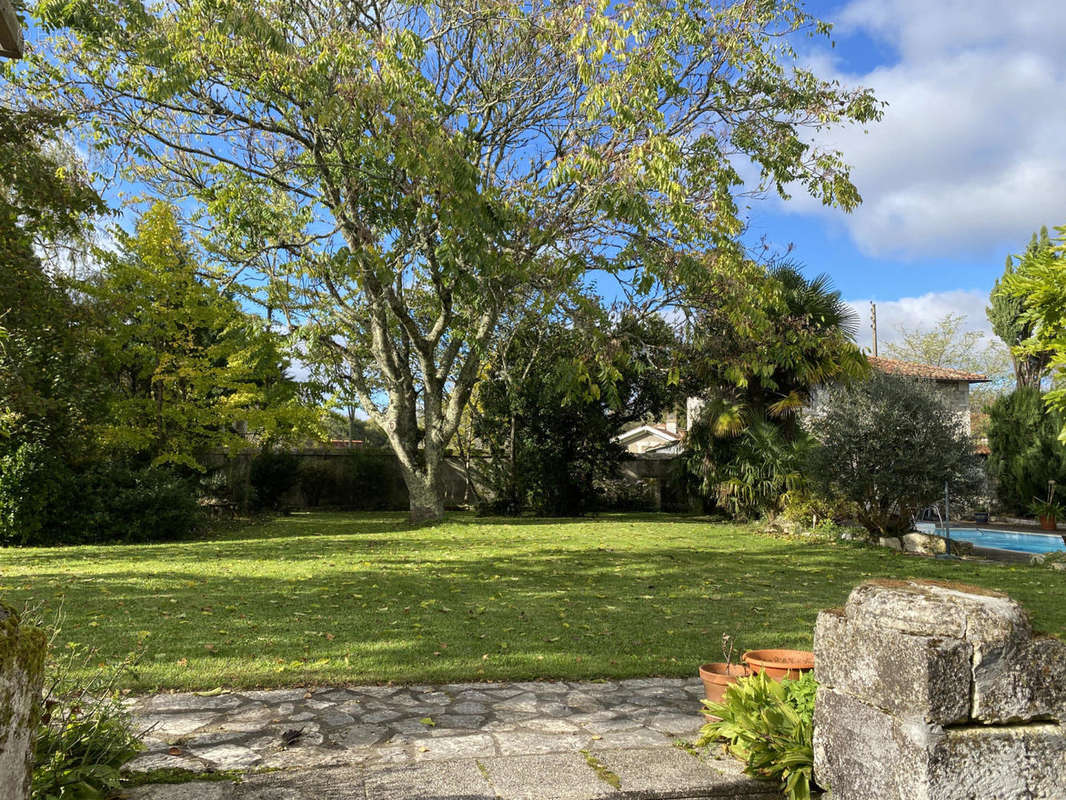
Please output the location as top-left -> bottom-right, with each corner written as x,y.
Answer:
297,461 -> 336,508
986,388 -> 1066,514
249,449 -> 301,510
686,414 -> 809,519
0,445 -> 202,546
806,372 -> 982,536
337,452 -> 399,510
699,671 -> 818,800
294,452 -> 405,510
472,313 -> 676,516
593,478 -> 658,512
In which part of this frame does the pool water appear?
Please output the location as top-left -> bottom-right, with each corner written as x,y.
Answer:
935,528 -> 1066,555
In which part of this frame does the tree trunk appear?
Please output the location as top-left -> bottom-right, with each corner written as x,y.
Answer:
403,465 -> 446,524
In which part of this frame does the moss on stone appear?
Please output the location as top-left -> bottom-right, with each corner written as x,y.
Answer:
121,768 -> 244,788
581,749 -> 621,789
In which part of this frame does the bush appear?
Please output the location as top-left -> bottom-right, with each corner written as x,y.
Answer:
298,460 -> 338,507
0,442 -> 80,546
699,671 -> 818,800
31,610 -> 144,800
805,373 -> 982,536
0,445 -> 201,546
986,387 -> 1066,515
593,477 -> 658,512
249,448 -> 301,510
686,414 -> 808,520
338,451 -> 396,510
780,490 -> 859,529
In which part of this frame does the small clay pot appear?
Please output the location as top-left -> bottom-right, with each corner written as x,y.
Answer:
698,662 -> 750,705
1040,515 -> 1057,531
742,649 -> 815,680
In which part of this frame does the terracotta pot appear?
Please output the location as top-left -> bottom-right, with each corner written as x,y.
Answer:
698,662 -> 750,704
1040,515 -> 1057,531
742,649 -> 815,680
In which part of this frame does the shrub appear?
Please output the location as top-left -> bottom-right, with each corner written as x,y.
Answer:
780,490 -> 859,529
0,446 -> 201,546
338,451 -> 396,510
249,448 -> 301,510
593,477 -> 658,512
31,610 -> 144,800
805,372 -> 982,536
986,387 -> 1066,515
298,460 -> 338,507
699,671 -> 818,800
0,442 -> 79,546
686,414 -> 808,519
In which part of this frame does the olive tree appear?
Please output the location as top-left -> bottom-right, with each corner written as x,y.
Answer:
17,0 -> 880,520
805,372 -> 982,536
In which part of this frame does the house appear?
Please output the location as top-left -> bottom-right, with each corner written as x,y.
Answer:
677,356 -> 988,449
861,357 -> 988,435
614,422 -> 684,455
618,356 -> 988,456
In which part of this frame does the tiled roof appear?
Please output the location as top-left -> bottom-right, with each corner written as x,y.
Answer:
868,356 -> 989,383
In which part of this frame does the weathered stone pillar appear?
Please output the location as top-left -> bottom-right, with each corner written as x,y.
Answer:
813,579 -> 1066,799
1,604 -> 46,800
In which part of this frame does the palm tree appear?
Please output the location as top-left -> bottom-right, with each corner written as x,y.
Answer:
684,261 -> 865,516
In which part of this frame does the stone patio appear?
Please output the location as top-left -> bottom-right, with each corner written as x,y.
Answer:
120,678 -> 779,799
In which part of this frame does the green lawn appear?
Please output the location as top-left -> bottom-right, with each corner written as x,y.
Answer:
1,512 -> 1062,691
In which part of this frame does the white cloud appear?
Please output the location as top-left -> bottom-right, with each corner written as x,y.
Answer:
844,289 -> 994,354
784,0 -> 1066,259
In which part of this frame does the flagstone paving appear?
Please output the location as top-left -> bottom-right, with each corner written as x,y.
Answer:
120,678 -> 780,799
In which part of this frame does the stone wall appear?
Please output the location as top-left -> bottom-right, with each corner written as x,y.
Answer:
1,604 -> 46,800
813,579 -> 1066,799
209,448 -> 689,513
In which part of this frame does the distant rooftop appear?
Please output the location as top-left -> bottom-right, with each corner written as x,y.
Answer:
868,356 -> 989,383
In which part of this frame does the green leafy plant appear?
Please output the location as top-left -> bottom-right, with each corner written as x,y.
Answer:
698,671 -> 818,800
1031,481 -> 1063,520
31,608 -> 144,800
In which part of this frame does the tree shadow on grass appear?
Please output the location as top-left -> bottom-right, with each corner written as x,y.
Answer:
7,527 -> 1064,690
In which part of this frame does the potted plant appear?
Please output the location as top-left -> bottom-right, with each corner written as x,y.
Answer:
1032,480 -> 1062,532
742,648 -> 815,680
699,634 -> 750,706
974,508 -> 989,525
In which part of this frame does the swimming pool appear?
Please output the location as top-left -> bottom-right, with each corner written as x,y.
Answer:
934,527 -> 1066,555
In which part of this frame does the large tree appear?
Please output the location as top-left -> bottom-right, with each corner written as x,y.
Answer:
987,229 -> 1056,389
1002,224 -> 1066,440
89,202 -> 316,470
19,0 -> 881,520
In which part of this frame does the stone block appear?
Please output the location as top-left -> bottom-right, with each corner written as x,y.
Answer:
844,580 -> 1031,644
971,635 -> 1066,724
814,609 -> 972,724
928,723 -> 1066,799
0,605 -> 47,800
816,581 -> 1066,799
813,687 -> 932,800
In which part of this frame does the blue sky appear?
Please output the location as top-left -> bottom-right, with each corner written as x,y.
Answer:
742,0 -> 1066,352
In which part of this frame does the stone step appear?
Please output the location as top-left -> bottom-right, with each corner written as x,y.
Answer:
121,750 -> 781,800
